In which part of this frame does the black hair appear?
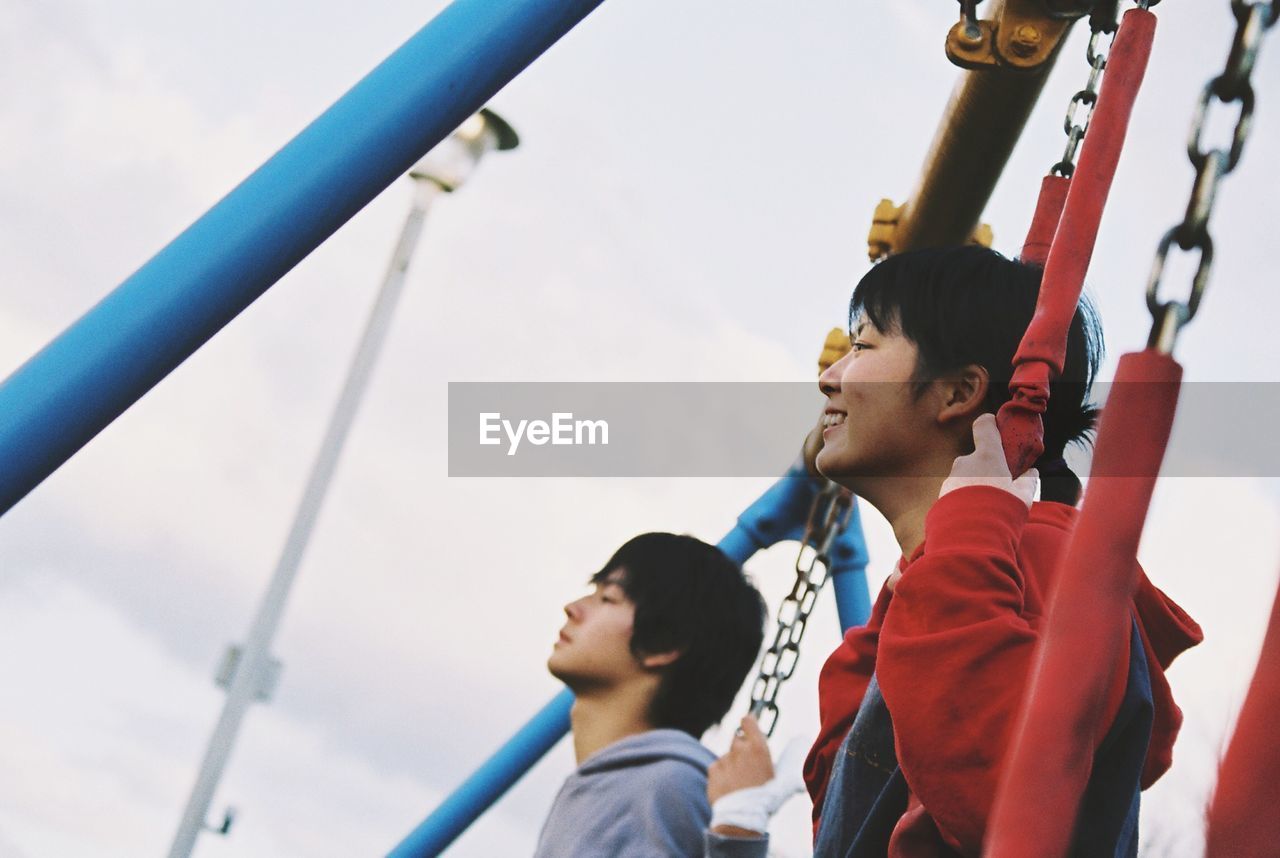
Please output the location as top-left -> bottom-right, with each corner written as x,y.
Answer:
849,245 -> 1103,504
591,533 -> 766,738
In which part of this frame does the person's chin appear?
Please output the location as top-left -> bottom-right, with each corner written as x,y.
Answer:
547,653 -> 578,681
816,450 -> 869,495
548,665 -> 589,694
815,446 -> 849,479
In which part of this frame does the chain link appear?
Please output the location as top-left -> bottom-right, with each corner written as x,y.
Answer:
1147,0 -> 1276,350
749,481 -> 854,736
1052,30 -> 1112,177
958,0 -> 982,41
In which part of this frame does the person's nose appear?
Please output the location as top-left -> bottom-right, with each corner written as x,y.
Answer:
819,352 -> 848,397
564,598 -> 584,622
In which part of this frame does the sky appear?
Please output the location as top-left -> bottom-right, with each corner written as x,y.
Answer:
1,1 -> 1279,856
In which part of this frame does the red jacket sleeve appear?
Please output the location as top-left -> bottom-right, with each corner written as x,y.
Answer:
875,486 -> 1128,855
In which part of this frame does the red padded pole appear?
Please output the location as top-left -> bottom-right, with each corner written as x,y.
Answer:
1206,573 -> 1280,856
986,349 -> 1182,858
1020,174 -> 1071,266
998,9 -> 1157,475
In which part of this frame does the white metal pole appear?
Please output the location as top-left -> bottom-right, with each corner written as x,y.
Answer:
167,177 -> 443,858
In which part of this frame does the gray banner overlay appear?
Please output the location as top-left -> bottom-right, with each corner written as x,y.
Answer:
448,383 -> 1280,477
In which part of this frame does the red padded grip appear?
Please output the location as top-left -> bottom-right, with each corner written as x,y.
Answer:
999,8 -> 1157,476
987,349 -> 1182,858
1020,174 -> 1071,267
1207,577 -> 1280,856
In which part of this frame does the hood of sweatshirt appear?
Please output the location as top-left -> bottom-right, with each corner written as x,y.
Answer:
576,728 -> 716,777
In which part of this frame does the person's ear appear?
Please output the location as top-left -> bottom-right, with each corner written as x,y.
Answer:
639,649 -> 682,670
936,363 -> 989,425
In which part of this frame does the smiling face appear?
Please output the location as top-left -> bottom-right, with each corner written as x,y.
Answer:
815,315 -> 946,491
547,569 -> 647,691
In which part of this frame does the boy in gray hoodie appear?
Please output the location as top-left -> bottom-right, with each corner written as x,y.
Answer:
533,532 -> 772,857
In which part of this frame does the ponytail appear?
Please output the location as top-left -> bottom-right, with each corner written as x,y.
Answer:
1035,455 -> 1082,506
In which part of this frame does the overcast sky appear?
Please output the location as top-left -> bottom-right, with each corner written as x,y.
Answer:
2,1 -> 1279,856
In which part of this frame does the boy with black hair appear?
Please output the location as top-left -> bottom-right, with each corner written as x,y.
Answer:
534,532 -> 768,858
710,246 -> 1201,856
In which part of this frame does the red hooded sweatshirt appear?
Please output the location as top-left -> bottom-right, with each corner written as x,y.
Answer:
802,486 -> 1203,855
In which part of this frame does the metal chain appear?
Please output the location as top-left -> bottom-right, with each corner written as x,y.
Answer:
1147,0 -> 1276,351
748,481 -> 854,736
1051,29 -> 1113,177
958,0 -> 983,41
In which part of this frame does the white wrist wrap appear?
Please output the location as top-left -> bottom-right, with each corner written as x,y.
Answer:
710,736 -> 808,834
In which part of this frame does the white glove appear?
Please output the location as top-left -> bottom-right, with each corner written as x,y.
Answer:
710,735 -> 809,835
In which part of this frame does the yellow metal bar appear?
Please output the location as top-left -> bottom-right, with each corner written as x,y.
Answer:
869,0 -> 1086,259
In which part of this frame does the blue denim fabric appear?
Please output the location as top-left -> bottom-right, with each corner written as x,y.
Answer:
812,675 -> 922,857
812,621 -> 1154,857
1070,619 -> 1154,857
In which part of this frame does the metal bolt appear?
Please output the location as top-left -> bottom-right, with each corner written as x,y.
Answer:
1010,24 -> 1043,58
958,22 -> 984,45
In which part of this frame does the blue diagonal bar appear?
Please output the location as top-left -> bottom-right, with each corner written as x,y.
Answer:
391,465 -> 871,855
0,0 -> 606,515
723,461 -> 871,632
388,689 -> 576,858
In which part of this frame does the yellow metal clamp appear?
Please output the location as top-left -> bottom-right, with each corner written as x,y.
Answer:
946,0 -> 1082,71
860,1 -> 1089,260
818,327 -> 851,375
867,199 -> 994,262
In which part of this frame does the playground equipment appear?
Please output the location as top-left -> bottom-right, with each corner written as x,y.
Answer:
397,2 -> 1280,853
1,0 -> 1277,855
992,2 -> 1279,855
0,0 -> 604,517
869,0 -> 1102,259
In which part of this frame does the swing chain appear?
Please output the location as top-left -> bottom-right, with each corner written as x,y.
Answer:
1147,0 -> 1276,351
957,0 -> 982,41
1051,30 -> 1111,177
748,480 -> 853,737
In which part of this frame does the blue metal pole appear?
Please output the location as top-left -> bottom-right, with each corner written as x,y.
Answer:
0,0 -> 606,516
726,460 -> 871,631
725,460 -> 830,557
829,497 -> 871,633
388,689 -> 575,858
392,467 -> 872,855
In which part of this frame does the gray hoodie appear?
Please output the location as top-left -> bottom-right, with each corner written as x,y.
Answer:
533,729 -> 769,858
